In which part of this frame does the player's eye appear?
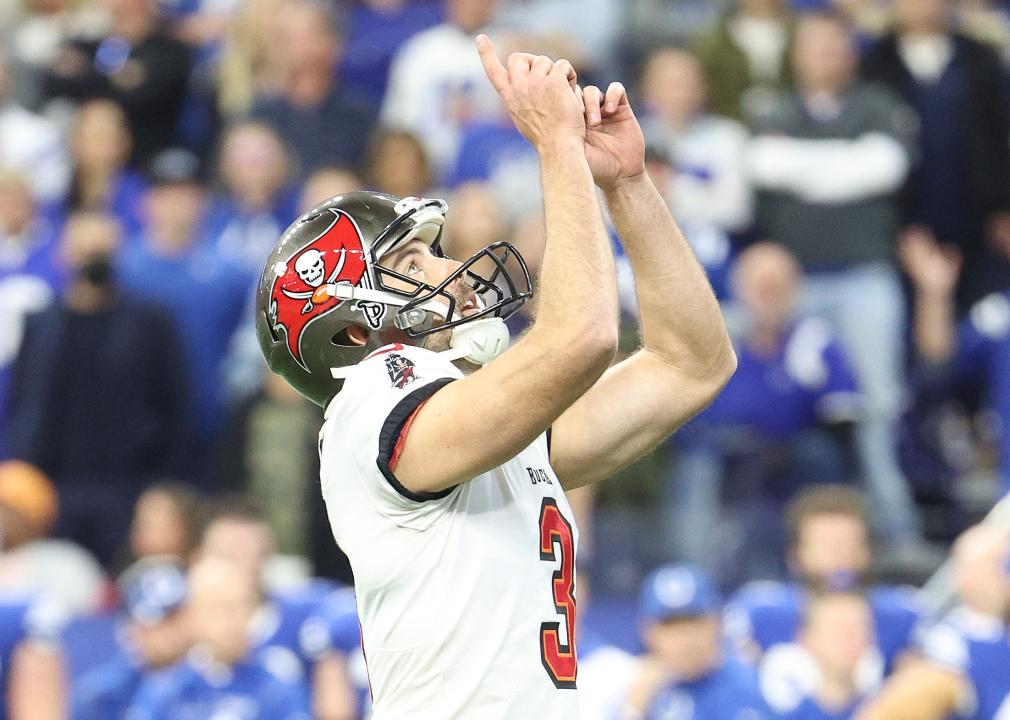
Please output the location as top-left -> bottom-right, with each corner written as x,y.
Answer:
407,262 -> 421,276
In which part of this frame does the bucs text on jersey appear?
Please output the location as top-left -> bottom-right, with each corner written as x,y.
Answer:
318,343 -> 580,719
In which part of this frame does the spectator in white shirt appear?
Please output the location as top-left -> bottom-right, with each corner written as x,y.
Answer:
0,50 -> 69,204
380,0 -> 507,180
639,47 -> 753,234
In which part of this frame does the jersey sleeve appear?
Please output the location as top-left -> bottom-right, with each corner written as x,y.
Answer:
322,344 -> 464,529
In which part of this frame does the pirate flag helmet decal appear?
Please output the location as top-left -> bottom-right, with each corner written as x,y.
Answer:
268,210 -> 372,371
255,191 -> 533,407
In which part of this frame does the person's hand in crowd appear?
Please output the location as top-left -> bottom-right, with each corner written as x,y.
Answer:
986,210 -> 1010,258
579,81 -> 646,192
899,226 -> 962,298
621,656 -> 673,719
476,34 -> 585,155
49,45 -> 89,78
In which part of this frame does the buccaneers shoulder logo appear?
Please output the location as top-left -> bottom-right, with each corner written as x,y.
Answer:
269,210 -> 381,370
384,353 -> 417,389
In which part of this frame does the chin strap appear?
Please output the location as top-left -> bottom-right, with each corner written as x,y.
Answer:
440,317 -> 511,365
329,317 -> 511,379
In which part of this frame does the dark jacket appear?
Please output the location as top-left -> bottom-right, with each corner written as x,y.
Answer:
862,33 -> 1010,308
5,297 -> 189,486
862,33 -> 1010,226
43,31 -> 191,167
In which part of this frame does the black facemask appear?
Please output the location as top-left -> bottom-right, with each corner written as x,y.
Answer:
79,254 -> 115,288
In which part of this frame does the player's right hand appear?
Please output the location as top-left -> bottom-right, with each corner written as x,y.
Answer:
476,34 -> 585,153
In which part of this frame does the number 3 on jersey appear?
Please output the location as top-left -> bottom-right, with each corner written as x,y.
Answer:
538,497 -> 577,689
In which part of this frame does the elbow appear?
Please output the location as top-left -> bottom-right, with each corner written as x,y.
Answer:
560,323 -> 618,384
707,339 -> 738,395
692,336 -> 737,406
580,324 -> 620,376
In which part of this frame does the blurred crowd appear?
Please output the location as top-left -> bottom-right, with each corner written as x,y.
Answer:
1,0 -> 1010,717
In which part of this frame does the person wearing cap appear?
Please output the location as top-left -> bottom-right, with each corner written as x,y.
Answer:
856,523 -> 1010,720
72,557 -> 191,720
762,590 -> 882,720
724,486 -> 922,676
0,461 -> 104,616
620,563 -> 770,720
127,556 -> 309,720
118,147 -> 250,473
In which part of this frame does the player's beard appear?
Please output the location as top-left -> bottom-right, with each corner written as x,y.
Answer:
419,283 -> 483,376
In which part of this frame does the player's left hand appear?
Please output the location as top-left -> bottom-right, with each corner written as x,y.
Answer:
580,82 -> 645,191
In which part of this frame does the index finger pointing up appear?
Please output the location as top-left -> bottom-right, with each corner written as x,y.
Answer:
476,35 -> 509,97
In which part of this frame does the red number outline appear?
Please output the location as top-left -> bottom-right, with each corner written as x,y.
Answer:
538,497 -> 578,689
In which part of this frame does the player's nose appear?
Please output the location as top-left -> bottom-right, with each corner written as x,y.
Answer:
430,255 -> 464,285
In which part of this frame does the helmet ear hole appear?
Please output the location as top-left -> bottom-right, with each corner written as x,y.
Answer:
332,326 -> 369,347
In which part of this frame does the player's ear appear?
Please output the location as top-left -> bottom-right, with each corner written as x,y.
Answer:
342,325 -> 369,347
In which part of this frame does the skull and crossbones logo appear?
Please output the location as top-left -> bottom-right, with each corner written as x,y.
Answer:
295,250 -> 326,287
282,249 -> 347,313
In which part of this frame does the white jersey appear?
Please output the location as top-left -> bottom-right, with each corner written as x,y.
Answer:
319,343 -> 581,719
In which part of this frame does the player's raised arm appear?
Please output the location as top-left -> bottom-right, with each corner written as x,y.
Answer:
390,37 -> 619,494
548,81 -> 737,488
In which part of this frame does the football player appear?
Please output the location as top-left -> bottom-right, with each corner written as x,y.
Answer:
254,36 -> 735,717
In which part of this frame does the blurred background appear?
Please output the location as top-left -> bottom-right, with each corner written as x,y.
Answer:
3,0 -> 1010,718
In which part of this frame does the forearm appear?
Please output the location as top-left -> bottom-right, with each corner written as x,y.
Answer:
603,173 -> 732,374
9,646 -> 65,720
533,138 -> 619,348
913,290 -> 956,363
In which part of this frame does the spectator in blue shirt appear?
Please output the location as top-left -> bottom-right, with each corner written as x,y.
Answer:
761,591 -> 881,720
0,594 -> 66,720
901,229 -> 1010,494
857,523 -> 1010,720
196,497 -> 327,675
451,116 -> 542,223
338,0 -> 442,112
621,564 -> 771,720
667,243 -> 862,578
299,586 -> 368,720
204,122 -> 299,277
127,556 -> 309,720
72,557 -> 192,720
118,148 -> 250,469
725,486 -> 923,676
